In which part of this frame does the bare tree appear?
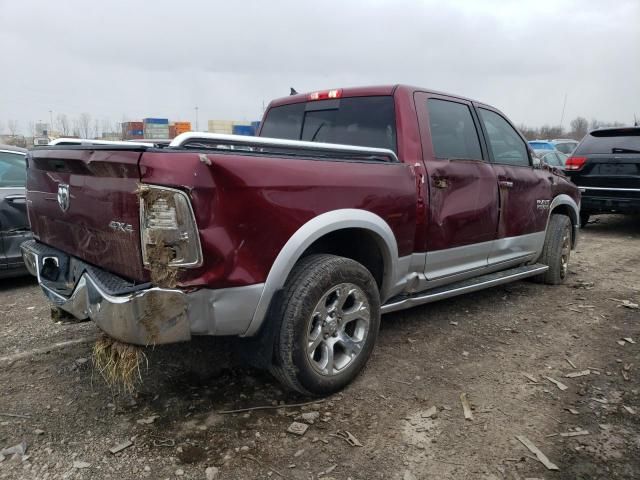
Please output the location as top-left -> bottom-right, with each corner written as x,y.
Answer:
539,125 -> 564,140
56,113 -> 71,136
7,119 -> 19,137
569,117 -> 589,140
92,118 -> 101,139
27,121 -> 37,138
0,120 -> 4,134
76,113 -> 92,138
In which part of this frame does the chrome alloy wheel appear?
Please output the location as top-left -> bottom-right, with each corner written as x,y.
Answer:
560,226 -> 571,279
306,283 -> 370,376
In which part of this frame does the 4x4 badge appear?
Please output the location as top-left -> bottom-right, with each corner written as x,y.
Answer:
57,184 -> 70,212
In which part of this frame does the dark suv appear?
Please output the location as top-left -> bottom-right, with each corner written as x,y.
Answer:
0,144 -> 30,278
565,127 -> 640,225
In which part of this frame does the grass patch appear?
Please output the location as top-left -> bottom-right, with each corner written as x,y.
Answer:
92,334 -> 147,393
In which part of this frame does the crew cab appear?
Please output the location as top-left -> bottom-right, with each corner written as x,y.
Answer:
565,127 -> 640,225
22,85 -> 580,395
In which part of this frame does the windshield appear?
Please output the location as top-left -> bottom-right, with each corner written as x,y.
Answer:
0,151 -> 27,187
554,142 -> 577,154
260,96 -> 397,153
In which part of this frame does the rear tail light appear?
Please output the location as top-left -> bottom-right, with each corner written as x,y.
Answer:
565,156 -> 587,171
308,89 -> 342,101
139,185 -> 202,268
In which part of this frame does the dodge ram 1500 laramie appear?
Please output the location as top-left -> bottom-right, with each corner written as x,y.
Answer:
22,85 -> 580,395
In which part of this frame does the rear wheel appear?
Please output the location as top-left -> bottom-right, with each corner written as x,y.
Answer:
269,254 -> 381,396
536,214 -> 573,285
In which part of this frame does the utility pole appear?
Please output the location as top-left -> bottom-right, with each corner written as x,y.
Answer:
49,110 -> 53,134
559,92 -> 568,128
195,106 -> 199,131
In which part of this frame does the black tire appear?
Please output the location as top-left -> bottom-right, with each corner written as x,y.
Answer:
269,254 -> 381,396
535,214 -> 573,285
580,212 -> 590,227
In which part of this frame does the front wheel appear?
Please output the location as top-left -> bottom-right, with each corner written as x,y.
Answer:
269,254 -> 381,396
536,214 -> 573,285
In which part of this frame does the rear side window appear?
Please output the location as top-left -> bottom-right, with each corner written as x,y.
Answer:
427,99 -> 482,160
0,152 -> 26,187
260,96 -> 397,152
479,109 -> 530,167
574,128 -> 640,154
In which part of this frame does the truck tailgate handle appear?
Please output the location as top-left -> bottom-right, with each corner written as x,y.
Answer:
498,180 -> 514,188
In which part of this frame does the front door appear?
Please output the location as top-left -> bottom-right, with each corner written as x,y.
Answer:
475,107 -> 551,264
415,93 -> 499,279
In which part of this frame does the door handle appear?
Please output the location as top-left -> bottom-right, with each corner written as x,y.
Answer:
498,180 -> 514,188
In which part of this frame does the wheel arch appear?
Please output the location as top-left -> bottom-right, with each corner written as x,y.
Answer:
243,209 -> 399,336
548,194 -> 580,248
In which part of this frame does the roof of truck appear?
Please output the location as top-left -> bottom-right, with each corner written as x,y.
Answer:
268,84 -> 482,108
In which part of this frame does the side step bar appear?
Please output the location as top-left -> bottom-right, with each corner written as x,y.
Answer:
381,263 -> 549,314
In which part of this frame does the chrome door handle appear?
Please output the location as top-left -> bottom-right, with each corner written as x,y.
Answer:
498,180 -> 514,188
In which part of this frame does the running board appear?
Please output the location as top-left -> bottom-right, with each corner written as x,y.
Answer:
381,263 -> 548,314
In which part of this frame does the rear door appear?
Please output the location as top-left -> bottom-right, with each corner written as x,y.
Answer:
415,93 -> 499,279
476,107 -> 551,264
0,150 -> 30,272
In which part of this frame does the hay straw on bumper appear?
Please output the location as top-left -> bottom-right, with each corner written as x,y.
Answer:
92,334 -> 147,393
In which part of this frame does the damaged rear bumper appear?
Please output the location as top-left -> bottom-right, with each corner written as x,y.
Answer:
21,240 -> 263,345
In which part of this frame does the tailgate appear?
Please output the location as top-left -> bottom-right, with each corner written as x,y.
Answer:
27,147 -> 148,282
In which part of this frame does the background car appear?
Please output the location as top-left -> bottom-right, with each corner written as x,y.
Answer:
528,140 -> 556,151
0,144 -> 31,278
537,150 -> 569,169
552,138 -> 579,154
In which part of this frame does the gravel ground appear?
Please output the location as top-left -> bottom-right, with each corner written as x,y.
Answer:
0,214 -> 638,480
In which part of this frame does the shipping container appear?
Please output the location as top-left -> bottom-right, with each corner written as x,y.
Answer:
168,125 -> 177,139
143,118 -> 169,125
126,129 -> 144,136
232,125 -> 256,136
208,120 -> 234,132
251,121 -> 261,131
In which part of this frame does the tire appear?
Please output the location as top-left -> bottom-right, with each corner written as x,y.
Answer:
580,212 -> 590,227
269,254 -> 381,396
535,214 -> 573,285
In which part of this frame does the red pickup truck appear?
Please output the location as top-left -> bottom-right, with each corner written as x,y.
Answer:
22,85 -> 580,395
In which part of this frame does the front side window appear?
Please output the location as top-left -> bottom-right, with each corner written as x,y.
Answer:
479,109 -> 530,167
0,152 -> 27,187
427,98 -> 482,160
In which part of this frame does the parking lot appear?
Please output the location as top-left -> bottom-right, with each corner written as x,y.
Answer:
1,214 -> 638,480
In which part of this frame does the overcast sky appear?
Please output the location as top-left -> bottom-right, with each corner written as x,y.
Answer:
1,0 -> 638,134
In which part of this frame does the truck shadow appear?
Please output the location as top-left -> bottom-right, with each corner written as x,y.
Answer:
583,213 -> 640,237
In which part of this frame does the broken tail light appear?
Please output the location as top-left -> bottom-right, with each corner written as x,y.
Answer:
565,156 -> 587,171
139,185 -> 202,269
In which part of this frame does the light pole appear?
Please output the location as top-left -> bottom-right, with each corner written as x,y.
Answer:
195,106 -> 199,131
49,110 -> 53,134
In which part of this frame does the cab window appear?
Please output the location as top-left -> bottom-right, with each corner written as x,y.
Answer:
479,109 -> 530,167
427,99 -> 483,160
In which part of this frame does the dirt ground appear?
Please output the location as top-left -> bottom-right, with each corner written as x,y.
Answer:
1,214 -> 638,480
